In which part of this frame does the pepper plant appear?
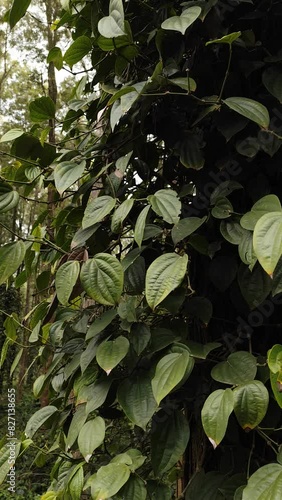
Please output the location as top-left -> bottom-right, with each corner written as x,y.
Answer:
2,0 -> 282,498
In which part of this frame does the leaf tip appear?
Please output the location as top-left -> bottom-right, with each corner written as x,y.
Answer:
208,437 -> 218,449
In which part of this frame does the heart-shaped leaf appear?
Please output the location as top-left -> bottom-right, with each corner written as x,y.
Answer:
223,97 -> 270,129
201,389 -> 234,448
55,260 -> 80,305
242,464 -> 282,500
118,374 -> 157,429
211,351 -> 257,385
161,6 -> 201,35
78,417 -> 105,462
233,380 -> 269,430
96,336 -> 129,374
80,253 -> 123,306
253,212 -> 282,275
148,189 -> 181,224
98,0 -> 125,38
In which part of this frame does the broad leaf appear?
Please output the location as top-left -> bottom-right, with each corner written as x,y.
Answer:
111,198 -> 134,233
179,134 -> 205,170
96,336 -> 129,374
134,205 -> 150,247
118,374 -> 158,429
262,66 -> 282,103
130,322 -> 151,355
220,220 -> 248,245
77,417 -> 105,462
64,36 -> 92,66
201,389 -> 234,448
0,184 -> 19,214
54,160 -> 86,194
86,309 -> 117,340
0,241 -> 26,285
87,463 -> 130,499
151,410 -> 190,475
233,380 -> 269,430
80,253 -> 123,305
55,260 -> 80,305
47,47 -> 63,70
119,476 -> 147,500
206,31 -> 241,45
68,466 -> 84,500
148,189 -> 181,225
253,212 -> 282,274
9,0 -> 31,29
0,129 -> 24,142
145,253 -> 188,309
223,97 -> 270,129
98,0 -> 126,38
172,216 -> 206,245
212,197 -> 233,219
29,97 -> 56,122
240,195 -> 281,230
25,405 -> 58,438
66,404 -> 87,449
82,195 -> 116,228
242,464 -> 282,500
238,263 -> 272,309
211,351 -> 257,385
151,351 -> 191,404
268,344 -> 282,374
161,6 -> 201,35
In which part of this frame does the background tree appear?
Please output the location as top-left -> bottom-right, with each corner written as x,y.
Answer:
1,0 -> 282,499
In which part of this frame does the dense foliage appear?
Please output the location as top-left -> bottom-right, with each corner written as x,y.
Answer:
2,0 -> 282,498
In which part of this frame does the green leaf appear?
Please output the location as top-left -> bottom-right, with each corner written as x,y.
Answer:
29,97 -> 56,122
186,341 -> 221,360
111,198 -> 134,233
25,405 -> 58,438
242,463 -> 282,500
179,134 -> 205,170
169,77 -> 197,92
55,261 -> 80,305
262,66 -> 282,103
211,351 -> 257,385
134,205 -> 150,247
253,212 -> 282,275
148,189 -> 181,224
96,336 -> 129,374
211,197 -> 233,219
66,404 -> 87,449
151,351 -> 191,404
206,31 -> 241,45
233,380 -> 269,430
238,263 -> 272,309
223,97 -> 270,129
220,220 -> 248,245
240,195 -> 281,230
145,253 -> 188,310
47,47 -> 63,70
80,253 -> 123,306
270,371 -> 282,408
119,476 -> 147,500
130,322 -> 151,355
118,374 -> 158,429
0,241 -> 26,285
86,309 -> 117,340
151,410 -> 190,475
267,344 -> 282,374
201,389 -> 234,448
10,348 -> 23,377
161,6 -> 201,35
68,466 -> 84,500
98,0 -> 126,38
54,160 -> 86,194
0,184 -> 19,214
9,0 -> 31,29
87,463 -> 130,499
238,231 -> 257,269
172,216 -> 206,245
82,195 -> 116,228
0,129 -> 24,142
78,417 -> 105,462
64,36 -> 92,66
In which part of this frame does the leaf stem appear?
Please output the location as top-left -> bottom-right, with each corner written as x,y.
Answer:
218,45 -> 232,102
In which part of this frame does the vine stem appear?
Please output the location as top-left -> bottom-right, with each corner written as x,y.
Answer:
219,44 -> 232,102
